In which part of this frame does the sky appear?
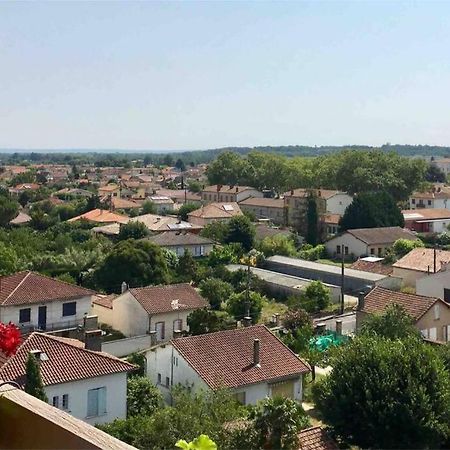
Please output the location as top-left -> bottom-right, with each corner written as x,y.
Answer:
1,1 -> 450,151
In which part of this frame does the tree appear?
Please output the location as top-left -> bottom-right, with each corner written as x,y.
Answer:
425,163 -> 446,183
360,304 -> 421,340
25,353 -> 48,402
250,397 -> 310,450
127,376 -> 163,417
392,238 -> 424,257
258,235 -> 297,257
199,278 -> 234,310
187,309 -> 233,335
188,181 -> 202,193
306,195 -> 319,246
126,352 -> 146,377
95,240 -> 169,293
201,221 -> 229,243
282,308 -> 312,331
227,291 -> 265,323
339,191 -> 404,231
303,280 -> 331,312
178,203 -> 199,221
207,244 -> 241,266
163,154 -> 174,166
0,242 -> 20,275
142,200 -> 157,215
175,158 -> 186,172
118,222 -> 149,241
0,196 -> 19,227
224,215 -> 255,251
177,250 -> 198,282
313,336 -> 450,448
176,435 -> 217,450
206,152 -> 250,185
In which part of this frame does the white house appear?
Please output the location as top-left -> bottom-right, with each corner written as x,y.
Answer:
416,263 -> 450,301
188,202 -> 243,226
320,190 -> 353,216
0,271 -> 95,332
147,231 -> 215,257
92,283 -> 208,341
409,186 -> 450,210
0,333 -> 135,425
325,227 -> 418,259
146,325 -> 310,405
402,208 -> 450,233
201,185 -> 263,204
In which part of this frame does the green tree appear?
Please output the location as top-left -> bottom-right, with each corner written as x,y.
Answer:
127,377 -> 163,417
201,221 -> 229,243
95,240 -> 169,293
177,250 -> 198,282
258,235 -> 297,257
306,194 -> 319,246
188,181 -> 203,193
25,353 -> 48,402
175,158 -> 186,171
0,242 -> 20,275
142,200 -> 157,215
392,238 -> 424,257
282,308 -> 312,331
187,308 -> 233,335
0,196 -> 19,227
199,278 -> 234,310
227,290 -> 265,323
303,280 -> 331,312
207,244 -> 241,266
178,203 -> 199,221
313,336 -> 450,448
250,397 -> 310,450
206,152 -> 250,185
425,163 -> 446,183
176,435 -> 217,450
339,191 -> 404,231
126,352 -> 147,377
118,222 -> 149,241
224,215 -> 255,251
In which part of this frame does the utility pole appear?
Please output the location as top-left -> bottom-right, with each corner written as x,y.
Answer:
340,244 -> 345,315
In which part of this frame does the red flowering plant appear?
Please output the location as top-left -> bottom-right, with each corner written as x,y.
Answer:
0,322 -> 21,356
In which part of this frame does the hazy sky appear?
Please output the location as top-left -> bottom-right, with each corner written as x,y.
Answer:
1,1 -> 450,150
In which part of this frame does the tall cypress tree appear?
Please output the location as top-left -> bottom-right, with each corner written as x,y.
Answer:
25,353 -> 48,402
306,195 -> 318,246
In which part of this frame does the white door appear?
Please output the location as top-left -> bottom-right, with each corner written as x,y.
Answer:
155,322 -> 165,341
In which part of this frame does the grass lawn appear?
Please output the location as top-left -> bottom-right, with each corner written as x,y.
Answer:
260,300 -> 288,324
317,258 -> 353,268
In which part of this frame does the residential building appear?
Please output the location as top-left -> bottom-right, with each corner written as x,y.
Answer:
188,202 -> 243,226
433,158 -> 450,176
238,197 -> 285,225
409,185 -> 450,210
323,213 -> 340,237
9,183 -> 41,195
201,185 -> 263,203
416,264 -> 450,301
324,226 -> 418,259
98,184 -> 121,198
146,325 -> 310,405
402,208 -> 450,233
0,332 -> 135,425
9,211 -> 31,226
0,383 -> 134,449
392,247 -> 450,287
147,231 -> 215,257
147,195 -> 174,214
156,189 -> 202,206
284,189 -> 326,230
298,426 -> 339,450
350,256 -> 393,276
132,214 -> 203,233
356,286 -> 450,342
92,284 -> 208,340
68,209 -> 130,225
111,197 -> 142,211
0,271 -> 95,332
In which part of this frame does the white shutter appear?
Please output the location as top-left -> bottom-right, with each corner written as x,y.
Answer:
429,328 -> 437,340
447,325 -> 450,342
420,329 -> 429,338
87,389 -> 98,417
98,387 -> 107,415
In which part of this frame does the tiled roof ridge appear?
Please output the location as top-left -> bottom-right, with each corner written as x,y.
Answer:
372,286 -> 439,303
129,282 -> 192,293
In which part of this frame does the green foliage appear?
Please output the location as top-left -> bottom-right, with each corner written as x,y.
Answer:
282,308 -> 312,331
224,215 -> 255,251
162,248 -> 179,270
306,195 -> 319,245
303,281 -> 331,312
0,242 -> 21,275
187,181 -> 203,193
187,309 -> 234,335
250,397 -> 310,450
392,238 -> 424,256
176,250 -> 198,282
126,352 -> 146,377
360,303 -> 421,340
127,377 -> 163,417
10,170 -> 36,186
178,203 -> 199,221
95,240 -> 169,293
425,163 -> 446,182
200,221 -> 229,243
208,244 -> 241,266
258,235 -> 297,257
227,290 -> 266,323
0,196 -> 19,227
199,278 -> 234,310
176,435 -> 217,450
298,244 -> 325,261
142,200 -> 157,215
25,353 -> 48,402
339,191 -> 404,232
118,221 -> 149,241
313,336 -> 450,448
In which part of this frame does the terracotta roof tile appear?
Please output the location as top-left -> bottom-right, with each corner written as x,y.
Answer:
92,293 -> 117,309
402,208 -> 450,221
203,185 -> 257,193
0,333 -> 135,387
346,227 -> 418,245
129,283 -> 208,315
172,325 -> 310,390
392,248 -> 450,273
68,208 -> 129,224
147,231 -> 215,247
350,259 -> 393,275
239,197 -> 285,209
0,271 -> 95,306
362,286 -> 441,320
188,202 -> 242,219
298,427 -> 338,450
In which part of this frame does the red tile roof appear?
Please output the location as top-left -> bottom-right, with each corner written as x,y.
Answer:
128,283 -> 208,315
239,197 -> 284,209
172,325 -> 310,389
298,427 -> 338,450
0,333 -> 135,387
68,208 -> 129,224
0,271 -> 95,306
362,286 -> 442,320
188,202 -> 242,219
346,226 -> 418,245
350,258 -> 393,275
392,247 -> 450,273
92,293 -> 117,309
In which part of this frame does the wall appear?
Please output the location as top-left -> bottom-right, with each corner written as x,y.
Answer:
92,303 -> 114,328
0,296 -> 92,332
101,335 -> 152,357
44,372 -> 127,426
392,267 -> 426,288
239,204 -> 285,225
416,270 -> 450,298
326,193 -> 353,215
113,292 -> 148,337
166,243 -> 214,257
149,309 -> 194,342
325,234 -> 367,258
416,301 -> 450,342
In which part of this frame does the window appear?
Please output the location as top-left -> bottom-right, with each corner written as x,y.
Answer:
412,198 -> 416,204
165,377 -> 170,387
434,304 -> 440,320
336,245 -> 341,254
52,396 -> 59,408
443,326 -> 448,342
19,308 -> 31,323
370,248 -> 375,255
173,319 -> 182,332
157,373 -> 162,384
62,302 -> 76,317
378,248 -> 382,256
87,387 -> 107,417
420,329 -> 429,338
62,394 -> 69,410
344,246 -> 349,255
429,327 -> 437,340
428,200 -> 432,206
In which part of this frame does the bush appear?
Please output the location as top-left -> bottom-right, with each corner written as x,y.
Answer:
127,377 -> 163,417
199,278 -> 234,310
227,290 -> 266,324
298,244 -> 325,261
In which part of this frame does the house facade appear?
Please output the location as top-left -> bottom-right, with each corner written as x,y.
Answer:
146,325 -> 309,405
0,271 -> 95,332
416,265 -> 450,301
147,231 -> 215,257
188,202 -> 243,226
93,284 -> 208,341
409,186 -> 450,210
0,333 -> 134,425
201,185 -> 263,204
239,197 -> 286,225
402,208 -> 450,233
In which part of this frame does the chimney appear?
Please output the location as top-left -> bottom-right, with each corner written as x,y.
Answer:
357,292 -> 365,310
149,330 -> 157,346
173,330 -> 182,339
121,281 -> 128,294
83,315 -> 99,332
274,313 -> 280,327
290,189 -> 294,195
253,339 -> 260,367
30,349 -> 47,361
315,322 -> 326,334
85,329 -> 102,351
335,319 -> 343,335
243,316 -> 252,327
217,184 -> 222,193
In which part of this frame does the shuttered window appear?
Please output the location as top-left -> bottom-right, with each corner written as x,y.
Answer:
87,387 -> 107,417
